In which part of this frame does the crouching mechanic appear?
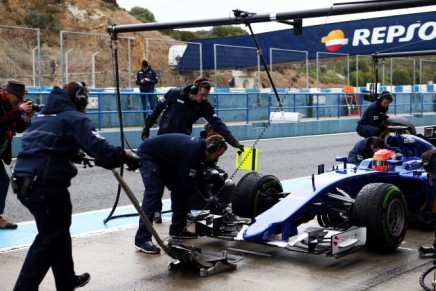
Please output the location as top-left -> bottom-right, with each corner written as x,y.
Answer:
190,122 -> 248,224
347,136 -> 386,165
134,133 -> 228,254
356,91 -> 393,138
11,82 -> 141,291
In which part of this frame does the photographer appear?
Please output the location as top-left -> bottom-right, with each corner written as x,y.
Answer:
11,81 -> 141,290
0,80 -> 32,229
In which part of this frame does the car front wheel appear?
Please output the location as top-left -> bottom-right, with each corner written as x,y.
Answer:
353,183 -> 408,253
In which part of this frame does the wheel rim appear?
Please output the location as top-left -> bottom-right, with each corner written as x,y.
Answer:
387,198 -> 406,237
254,188 -> 279,216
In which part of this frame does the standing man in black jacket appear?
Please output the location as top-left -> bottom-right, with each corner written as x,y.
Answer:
136,60 -> 158,123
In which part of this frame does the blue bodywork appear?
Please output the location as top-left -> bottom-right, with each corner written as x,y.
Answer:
242,134 -> 436,242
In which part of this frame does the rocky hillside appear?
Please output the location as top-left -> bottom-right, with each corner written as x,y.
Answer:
0,0 -> 318,89
0,0 -> 178,87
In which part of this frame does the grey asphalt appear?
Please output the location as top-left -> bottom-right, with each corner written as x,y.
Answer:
1,129 -> 434,291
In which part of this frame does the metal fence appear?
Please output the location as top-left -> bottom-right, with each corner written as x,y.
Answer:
145,38 -> 202,87
0,25 -> 40,87
60,31 -> 132,88
0,25 -> 435,91
213,44 -> 260,88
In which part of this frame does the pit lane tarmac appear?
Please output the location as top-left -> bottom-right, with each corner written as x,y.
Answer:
0,211 -> 433,291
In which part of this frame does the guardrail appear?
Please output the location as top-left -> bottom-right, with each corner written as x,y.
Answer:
25,90 -> 251,130
267,92 -> 436,120
25,90 -> 436,130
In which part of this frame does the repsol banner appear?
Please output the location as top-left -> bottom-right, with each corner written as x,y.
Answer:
182,11 -> 435,70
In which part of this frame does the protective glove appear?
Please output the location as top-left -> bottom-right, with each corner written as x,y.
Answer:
71,150 -> 85,164
141,126 -> 150,140
236,144 -> 244,153
95,157 -> 123,170
124,150 -> 142,171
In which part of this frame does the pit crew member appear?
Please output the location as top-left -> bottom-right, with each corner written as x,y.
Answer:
356,91 -> 393,138
11,82 -> 141,291
134,133 -> 227,254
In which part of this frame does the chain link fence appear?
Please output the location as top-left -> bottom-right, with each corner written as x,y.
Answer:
60,31 -> 132,88
0,25 -> 434,92
213,44 -> 260,89
0,25 -> 40,88
145,38 -> 202,87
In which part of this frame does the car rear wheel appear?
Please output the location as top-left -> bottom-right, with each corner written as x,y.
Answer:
384,116 -> 416,135
232,172 -> 283,219
353,183 -> 408,253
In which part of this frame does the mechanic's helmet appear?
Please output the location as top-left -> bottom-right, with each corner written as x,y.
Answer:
372,149 -> 396,172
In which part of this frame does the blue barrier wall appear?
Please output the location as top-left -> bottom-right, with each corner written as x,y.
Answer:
11,113 -> 436,157
12,88 -> 436,157
25,90 -> 436,128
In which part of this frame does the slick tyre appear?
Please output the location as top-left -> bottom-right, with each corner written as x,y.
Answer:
232,172 -> 283,219
384,116 -> 416,135
353,183 -> 408,253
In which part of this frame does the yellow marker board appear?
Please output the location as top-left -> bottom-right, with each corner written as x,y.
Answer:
235,147 -> 259,171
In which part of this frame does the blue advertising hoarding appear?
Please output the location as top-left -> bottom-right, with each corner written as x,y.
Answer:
179,11 -> 436,70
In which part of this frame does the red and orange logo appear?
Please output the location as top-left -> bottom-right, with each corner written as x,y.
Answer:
321,29 -> 349,52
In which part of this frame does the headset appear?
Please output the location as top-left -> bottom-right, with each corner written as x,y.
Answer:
206,138 -> 226,153
75,82 -> 88,110
378,91 -> 394,102
189,80 -> 211,95
200,123 -> 213,139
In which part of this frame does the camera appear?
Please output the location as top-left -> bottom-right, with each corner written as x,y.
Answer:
23,98 -> 44,112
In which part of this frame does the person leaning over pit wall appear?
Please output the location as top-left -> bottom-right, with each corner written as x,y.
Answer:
0,79 -> 33,229
347,136 -> 387,165
11,81 -> 141,291
141,76 -> 244,224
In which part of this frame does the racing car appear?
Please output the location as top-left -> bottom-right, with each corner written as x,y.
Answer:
193,124 -> 436,258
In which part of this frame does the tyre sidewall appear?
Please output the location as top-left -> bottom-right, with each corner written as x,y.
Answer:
354,183 -> 408,252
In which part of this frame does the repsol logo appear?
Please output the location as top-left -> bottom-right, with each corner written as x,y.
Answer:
322,21 -> 436,52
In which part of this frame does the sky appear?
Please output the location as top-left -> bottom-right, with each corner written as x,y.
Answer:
116,0 -> 431,33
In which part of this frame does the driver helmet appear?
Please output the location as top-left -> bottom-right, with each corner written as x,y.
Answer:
372,149 -> 396,172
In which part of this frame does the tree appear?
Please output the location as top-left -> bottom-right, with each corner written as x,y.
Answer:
392,67 -> 413,85
196,26 -> 248,38
129,6 -> 155,23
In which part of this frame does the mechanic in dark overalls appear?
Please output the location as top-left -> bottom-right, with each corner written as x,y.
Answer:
422,150 -> 436,202
347,136 -> 386,164
141,77 -> 244,223
134,133 -> 228,254
11,82 -> 141,291
356,91 -> 393,138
